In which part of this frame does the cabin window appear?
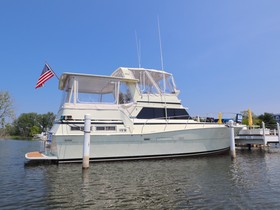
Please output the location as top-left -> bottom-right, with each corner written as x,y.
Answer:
154,108 -> 165,118
77,79 -> 117,104
138,71 -> 160,94
128,69 -> 177,94
71,126 -> 82,131
95,126 -> 116,131
137,107 -> 190,119
61,77 -> 76,104
70,126 -> 92,131
77,92 -> 116,104
118,82 -> 133,104
63,76 -> 119,104
167,109 -> 189,119
157,74 -> 176,94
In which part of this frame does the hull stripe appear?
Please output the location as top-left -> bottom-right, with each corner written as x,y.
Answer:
57,147 -> 229,163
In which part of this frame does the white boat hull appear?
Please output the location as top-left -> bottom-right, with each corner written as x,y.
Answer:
50,126 -> 230,162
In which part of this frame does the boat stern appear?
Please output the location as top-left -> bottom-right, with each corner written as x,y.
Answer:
25,151 -> 58,161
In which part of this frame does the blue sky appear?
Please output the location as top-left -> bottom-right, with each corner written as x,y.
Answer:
1,0 -> 280,118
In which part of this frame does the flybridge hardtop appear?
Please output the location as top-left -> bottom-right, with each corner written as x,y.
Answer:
58,67 -> 182,107
59,67 -> 178,94
59,72 -> 139,92
25,66 -> 239,163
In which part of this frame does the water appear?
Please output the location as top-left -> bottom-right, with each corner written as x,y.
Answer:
1,140 -> 280,209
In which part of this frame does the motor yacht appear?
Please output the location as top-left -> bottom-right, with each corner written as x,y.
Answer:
26,67 -> 238,162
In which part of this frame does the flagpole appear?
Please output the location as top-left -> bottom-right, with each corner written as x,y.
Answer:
46,63 -> 60,80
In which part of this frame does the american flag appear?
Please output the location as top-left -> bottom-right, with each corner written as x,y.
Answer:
35,64 -> 55,89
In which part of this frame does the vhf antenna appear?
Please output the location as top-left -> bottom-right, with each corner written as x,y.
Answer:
157,16 -> 164,71
135,31 -> 141,68
157,16 -> 166,94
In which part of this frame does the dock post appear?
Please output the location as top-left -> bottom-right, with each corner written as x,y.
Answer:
277,123 -> 280,143
83,114 -> 91,169
262,121 -> 266,145
228,120 -> 236,159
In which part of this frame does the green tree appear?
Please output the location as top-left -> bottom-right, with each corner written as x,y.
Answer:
13,113 -> 40,137
240,110 -> 260,126
0,91 -> 15,136
257,113 -> 277,129
4,123 -> 17,136
12,112 -> 55,138
38,112 -> 55,132
30,125 -> 40,137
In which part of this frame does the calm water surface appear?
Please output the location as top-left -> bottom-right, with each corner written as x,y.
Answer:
1,139 -> 280,209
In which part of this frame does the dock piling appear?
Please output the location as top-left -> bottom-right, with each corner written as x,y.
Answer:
262,121 -> 266,145
228,120 -> 236,159
83,114 -> 91,169
277,123 -> 280,143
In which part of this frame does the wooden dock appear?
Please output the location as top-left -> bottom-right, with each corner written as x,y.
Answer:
235,122 -> 279,147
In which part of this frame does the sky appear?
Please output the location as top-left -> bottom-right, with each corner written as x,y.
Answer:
0,0 -> 280,118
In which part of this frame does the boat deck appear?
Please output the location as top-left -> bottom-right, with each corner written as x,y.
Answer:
235,123 -> 280,146
25,151 -> 57,160
235,135 -> 279,145
26,151 -> 44,158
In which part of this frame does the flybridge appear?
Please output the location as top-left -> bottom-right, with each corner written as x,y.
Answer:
112,67 -> 179,95
58,67 -> 180,105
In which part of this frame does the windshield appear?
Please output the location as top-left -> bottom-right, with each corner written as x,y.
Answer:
61,75 -> 133,105
129,69 -> 176,94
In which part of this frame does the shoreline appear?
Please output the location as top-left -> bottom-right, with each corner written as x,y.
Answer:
0,136 -> 33,140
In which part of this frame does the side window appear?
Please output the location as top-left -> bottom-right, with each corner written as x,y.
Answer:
137,108 -> 156,119
136,108 -> 189,119
119,82 -> 133,104
174,109 -> 190,119
154,108 -> 165,118
167,108 -> 189,119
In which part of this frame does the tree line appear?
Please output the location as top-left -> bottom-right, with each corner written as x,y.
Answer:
0,91 -> 55,138
7,112 -> 55,138
240,110 -> 277,129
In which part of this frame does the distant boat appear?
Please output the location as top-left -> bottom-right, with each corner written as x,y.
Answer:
26,67 -> 243,162
33,132 -> 47,141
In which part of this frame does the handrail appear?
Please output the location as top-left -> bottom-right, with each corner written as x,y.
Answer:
193,112 -> 242,124
117,107 -> 135,133
140,114 -> 192,134
140,117 -> 166,134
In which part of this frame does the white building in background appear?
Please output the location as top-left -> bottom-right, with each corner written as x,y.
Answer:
273,114 -> 280,123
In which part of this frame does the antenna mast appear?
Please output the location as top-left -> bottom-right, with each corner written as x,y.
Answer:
157,16 -> 164,71
157,16 -> 166,94
135,31 -> 141,68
